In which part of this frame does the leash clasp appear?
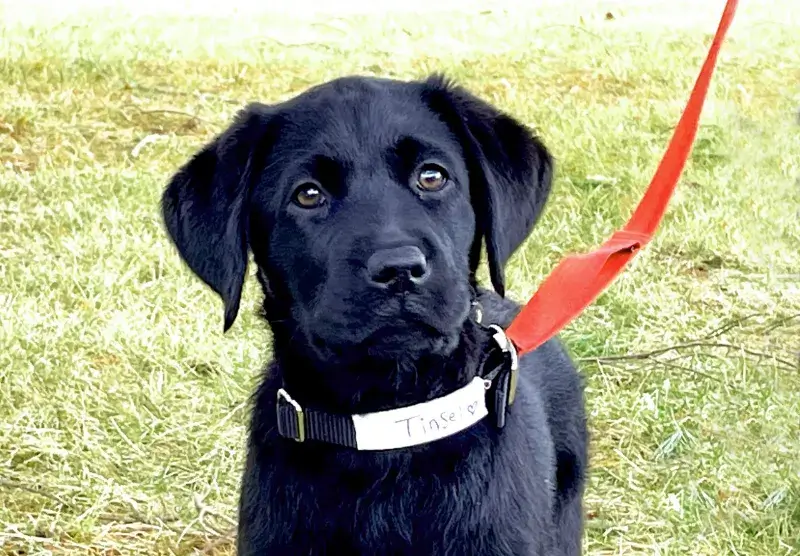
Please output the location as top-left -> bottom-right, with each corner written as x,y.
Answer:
488,325 -> 519,407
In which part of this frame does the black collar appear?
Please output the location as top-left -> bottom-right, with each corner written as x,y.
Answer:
275,324 -> 519,450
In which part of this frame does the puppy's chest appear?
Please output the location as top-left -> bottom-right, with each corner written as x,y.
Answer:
275,444 -> 494,539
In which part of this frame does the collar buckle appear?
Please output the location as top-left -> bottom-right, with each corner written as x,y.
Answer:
277,388 -> 305,442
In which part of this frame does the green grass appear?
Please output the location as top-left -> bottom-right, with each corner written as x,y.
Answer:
1,1 -> 798,554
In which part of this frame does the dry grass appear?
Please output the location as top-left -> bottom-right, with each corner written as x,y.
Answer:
1,0 -> 798,554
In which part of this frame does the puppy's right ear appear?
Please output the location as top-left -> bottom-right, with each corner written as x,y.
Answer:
161,104 -> 272,331
421,76 -> 553,297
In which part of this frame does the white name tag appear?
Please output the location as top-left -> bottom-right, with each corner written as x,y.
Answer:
351,377 -> 489,451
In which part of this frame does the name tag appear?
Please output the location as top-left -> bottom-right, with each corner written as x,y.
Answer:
351,377 -> 489,450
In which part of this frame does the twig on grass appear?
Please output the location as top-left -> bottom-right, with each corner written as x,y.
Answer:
593,356 -> 719,381
579,341 -> 797,371
651,358 -> 719,381
0,478 -> 182,526
128,105 -> 216,125
0,478 -> 77,512
701,312 -> 773,340
763,312 -> 800,333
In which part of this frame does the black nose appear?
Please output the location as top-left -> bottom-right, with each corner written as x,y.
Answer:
367,246 -> 430,287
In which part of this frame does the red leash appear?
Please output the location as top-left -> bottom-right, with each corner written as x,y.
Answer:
506,0 -> 739,356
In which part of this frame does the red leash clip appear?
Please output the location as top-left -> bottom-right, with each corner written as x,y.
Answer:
506,0 -> 739,356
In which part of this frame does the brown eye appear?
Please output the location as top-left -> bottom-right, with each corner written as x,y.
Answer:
416,164 -> 449,192
293,184 -> 325,208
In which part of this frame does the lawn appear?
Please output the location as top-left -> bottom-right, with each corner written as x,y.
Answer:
1,0 -> 798,554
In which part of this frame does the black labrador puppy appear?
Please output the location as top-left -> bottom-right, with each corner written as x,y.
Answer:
162,75 -> 587,556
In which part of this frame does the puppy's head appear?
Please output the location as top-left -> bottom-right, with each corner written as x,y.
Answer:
162,76 -> 552,359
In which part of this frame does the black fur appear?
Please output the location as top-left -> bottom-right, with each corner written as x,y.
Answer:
162,75 -> 587,555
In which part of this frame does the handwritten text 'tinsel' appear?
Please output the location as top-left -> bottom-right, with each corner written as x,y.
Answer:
351,376 -> 489,450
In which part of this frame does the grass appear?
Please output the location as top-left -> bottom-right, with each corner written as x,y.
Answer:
1,0 -> 798,553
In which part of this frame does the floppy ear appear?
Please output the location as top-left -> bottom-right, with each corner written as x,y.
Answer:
422,75 -> 554,296
161,104 -> 272,331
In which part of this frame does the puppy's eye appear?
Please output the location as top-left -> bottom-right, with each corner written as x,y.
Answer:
293,184 -> 326,209
416,164 -> 449,192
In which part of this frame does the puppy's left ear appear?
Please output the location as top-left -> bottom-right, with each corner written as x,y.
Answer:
422,76 -> 553,296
